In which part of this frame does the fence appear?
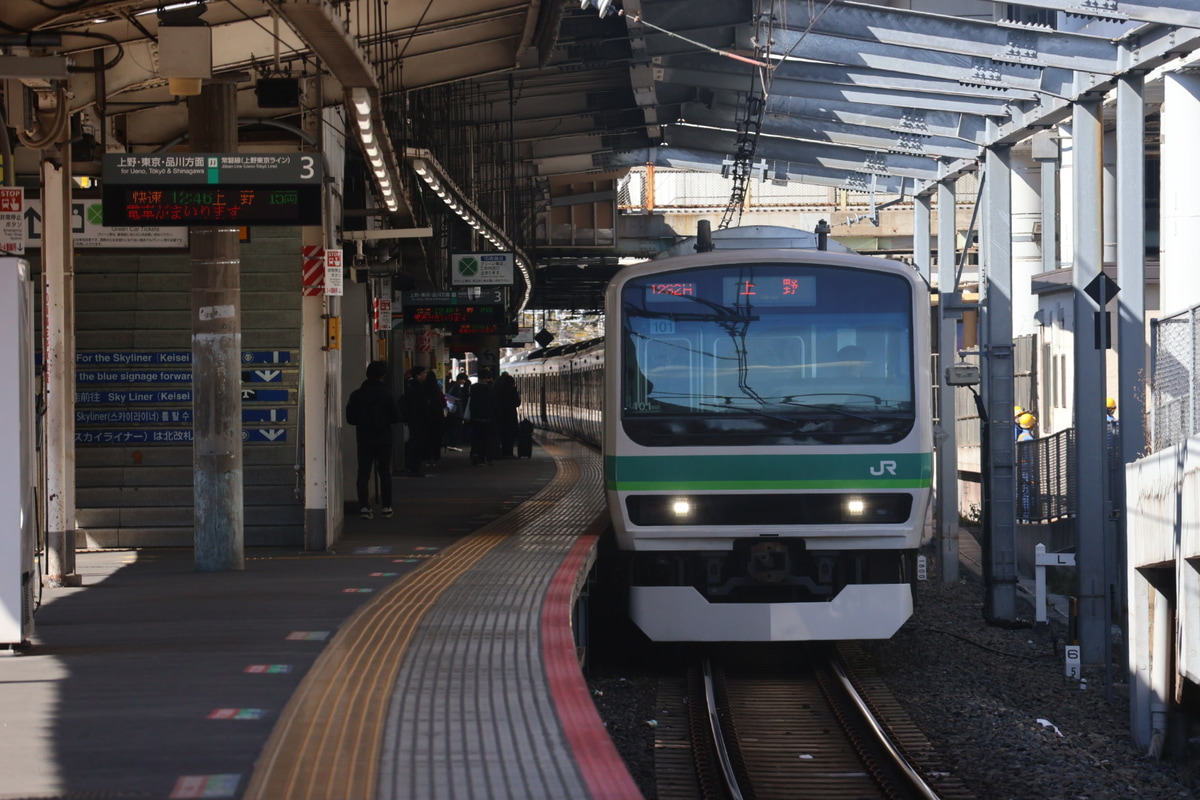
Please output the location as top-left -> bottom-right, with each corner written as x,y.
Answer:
1150,303 -> 1200,452
1016,427 -> 1076,523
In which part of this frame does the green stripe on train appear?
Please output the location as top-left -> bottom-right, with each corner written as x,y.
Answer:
604,452 -> 933,491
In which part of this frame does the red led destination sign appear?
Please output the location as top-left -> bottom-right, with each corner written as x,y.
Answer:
102,185 -> 321,226
404,304 -> 506,326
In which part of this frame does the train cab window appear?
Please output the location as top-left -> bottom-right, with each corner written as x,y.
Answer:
620,261 -> 916,447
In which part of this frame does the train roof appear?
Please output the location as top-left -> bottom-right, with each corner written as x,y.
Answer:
510,337 -> 604,364
657,225 -> 855,258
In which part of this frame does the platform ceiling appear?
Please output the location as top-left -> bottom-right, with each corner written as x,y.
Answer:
6,0 -> 1200,308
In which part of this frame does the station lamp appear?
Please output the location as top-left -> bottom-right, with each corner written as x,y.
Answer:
406,147 -> 533,313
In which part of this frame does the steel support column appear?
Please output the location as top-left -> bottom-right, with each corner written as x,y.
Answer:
301,82 -> 329,552
321,106 -> 345,548
41,150 -> 79,587
1071,96 -> 1108,665
189,82 -> 244,571
936,178 -> 960,583
1159,73 -> 1200,313
1116,69 -> 1147,731
983,131 -> 1017,622
1031,130 -> 1059,275
913,194 -> 931,284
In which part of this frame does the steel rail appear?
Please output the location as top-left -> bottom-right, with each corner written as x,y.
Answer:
829,653 -> 942,800
702,656 -> 746,800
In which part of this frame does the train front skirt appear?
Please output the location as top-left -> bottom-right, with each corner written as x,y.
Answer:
629,583 -> 913,641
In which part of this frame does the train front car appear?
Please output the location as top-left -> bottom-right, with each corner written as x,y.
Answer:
604,249 -> 932,642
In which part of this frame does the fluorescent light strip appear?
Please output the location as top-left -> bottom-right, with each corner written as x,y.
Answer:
408,152 -> 535,312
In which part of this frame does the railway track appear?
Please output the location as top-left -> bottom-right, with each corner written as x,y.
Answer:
654,644 -> 974,800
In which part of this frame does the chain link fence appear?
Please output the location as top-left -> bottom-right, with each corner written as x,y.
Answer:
1150,304 -> 1200,452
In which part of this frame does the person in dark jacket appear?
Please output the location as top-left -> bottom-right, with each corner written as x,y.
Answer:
494,371 -> 521,459
444,372 -> 471,450
421,368 -> 447,468
467,367 -> 498,465
402,366 -> 433,477
345,360 -> 401,518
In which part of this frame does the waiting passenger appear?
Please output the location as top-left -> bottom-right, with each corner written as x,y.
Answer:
468,367 -> 498,466
495,372 -> 521,459
345,360 -> 401,518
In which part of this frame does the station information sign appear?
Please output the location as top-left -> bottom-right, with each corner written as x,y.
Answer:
72,349 -> 295,445
401,289 -> 507,334
101,153 -> 322,227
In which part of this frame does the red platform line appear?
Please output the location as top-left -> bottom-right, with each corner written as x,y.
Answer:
543,531 -> 645,800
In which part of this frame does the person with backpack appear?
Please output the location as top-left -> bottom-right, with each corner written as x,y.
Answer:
345,360 -> 401,518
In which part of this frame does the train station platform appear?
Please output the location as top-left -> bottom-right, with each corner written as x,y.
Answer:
0,434 -> 641,800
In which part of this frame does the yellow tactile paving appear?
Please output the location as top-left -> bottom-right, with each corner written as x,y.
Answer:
243,442 -> 578,800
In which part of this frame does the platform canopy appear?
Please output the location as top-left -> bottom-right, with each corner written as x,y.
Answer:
5,0 -> 1200,307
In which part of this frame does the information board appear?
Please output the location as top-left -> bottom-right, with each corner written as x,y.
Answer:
102,153 -> 322,227
73,350 -> 295,446
101,185 -> 321,226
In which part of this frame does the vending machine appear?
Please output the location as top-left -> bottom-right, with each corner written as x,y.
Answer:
0,257 -> 36,649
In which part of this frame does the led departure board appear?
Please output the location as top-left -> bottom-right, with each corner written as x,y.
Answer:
403,304 -> 506,326
400,290 -> 508,335
101,153 -> 323,227
102,185 -> 321,226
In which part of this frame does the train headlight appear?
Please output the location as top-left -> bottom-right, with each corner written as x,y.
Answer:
845,497 -> 866,516
672,498 -> 692,517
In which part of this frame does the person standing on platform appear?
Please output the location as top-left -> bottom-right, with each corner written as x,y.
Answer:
495,371 -> 521,459
444,372 -> 471,451
468,367 -> 498,466
402,366 -> 432,477
345,360 -> 401,519
422,368 -> 447,470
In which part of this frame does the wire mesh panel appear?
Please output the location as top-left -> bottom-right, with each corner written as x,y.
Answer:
1016,427 -> 1075,523
1150,307 -> 1198,452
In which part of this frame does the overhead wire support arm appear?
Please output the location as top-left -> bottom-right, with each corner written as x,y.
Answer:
718,5 -> 774,230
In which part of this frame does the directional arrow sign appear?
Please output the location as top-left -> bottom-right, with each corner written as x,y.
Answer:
1084,272 -> 1119,306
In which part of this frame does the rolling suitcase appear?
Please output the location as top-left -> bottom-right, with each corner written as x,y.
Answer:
517,419 -> 534,458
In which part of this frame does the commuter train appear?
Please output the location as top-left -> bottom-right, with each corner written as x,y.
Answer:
506,228 -> 932,642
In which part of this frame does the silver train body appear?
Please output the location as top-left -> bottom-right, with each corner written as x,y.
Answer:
507,240 -> 932,642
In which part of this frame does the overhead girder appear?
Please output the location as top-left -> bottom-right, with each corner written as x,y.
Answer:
680,101 -> 981,162
761,95 -> 988,146
658,50 -> 1043,105
659,65 -> 1017,118
734,28 -> 1075,98
8,0 -> 1200,230
1013,0 -> 1200,28
750,57 -> 1041,104
663,123 -> 939,182
449,83 -> 640,124
763,0 -> 1123,76
923,24 -> 1200,192
597,144 -> 910,195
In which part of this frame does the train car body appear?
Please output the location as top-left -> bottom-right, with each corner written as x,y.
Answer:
605,248 -> 931,642
508,231 -> 932,642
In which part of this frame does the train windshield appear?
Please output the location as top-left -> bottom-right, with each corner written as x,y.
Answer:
620,262 -> 915,446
